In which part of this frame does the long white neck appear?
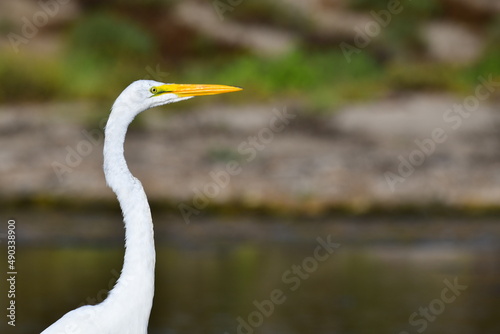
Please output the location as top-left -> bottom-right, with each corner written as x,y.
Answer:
101,105 -> 155,332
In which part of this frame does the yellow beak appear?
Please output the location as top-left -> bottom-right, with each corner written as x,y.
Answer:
157,84 -> 242,97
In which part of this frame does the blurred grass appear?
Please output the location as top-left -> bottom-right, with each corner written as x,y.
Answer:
2,46 -> 497,110
228,0 -> 311,32
63,13 -> 156,99
0,54 -> 62,102
350,0 -> 442,60
0,5 -> 499,110
181,49 -> 385,108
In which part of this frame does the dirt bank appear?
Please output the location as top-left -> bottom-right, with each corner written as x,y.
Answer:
1,93 -> 500,215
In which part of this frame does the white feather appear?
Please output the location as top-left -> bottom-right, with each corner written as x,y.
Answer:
41,81 -> 193,334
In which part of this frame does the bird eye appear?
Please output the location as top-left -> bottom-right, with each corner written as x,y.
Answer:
150,87 -> 158,94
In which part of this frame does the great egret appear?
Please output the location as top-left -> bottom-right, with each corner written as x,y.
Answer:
41,80 -> 242,334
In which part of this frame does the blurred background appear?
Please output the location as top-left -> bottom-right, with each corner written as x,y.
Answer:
1,0 -> 500,333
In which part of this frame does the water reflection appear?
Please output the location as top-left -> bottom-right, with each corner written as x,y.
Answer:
4,215 -> 500,334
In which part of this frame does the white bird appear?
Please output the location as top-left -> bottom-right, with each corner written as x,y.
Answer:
41,80 -> 242,334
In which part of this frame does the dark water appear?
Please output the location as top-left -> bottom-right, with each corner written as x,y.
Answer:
1,212 -> 500,334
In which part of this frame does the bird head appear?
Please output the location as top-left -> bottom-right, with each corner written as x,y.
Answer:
112,80 -> 242,117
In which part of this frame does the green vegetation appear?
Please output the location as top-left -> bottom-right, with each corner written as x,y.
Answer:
207,147 -> 244,163
350,0 -> 442,59
386,62 -> 464,92
182,49 -> 384,107
229,0 -> 310,32
1,2 -> 499,110
64,13 -> 156,99
1,47 -> 497,109
67,13 -> 154,64
0,54 -> 63,102
2,44 -> 496,110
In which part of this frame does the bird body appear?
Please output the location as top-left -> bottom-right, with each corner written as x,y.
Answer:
41,80 -> 241,334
